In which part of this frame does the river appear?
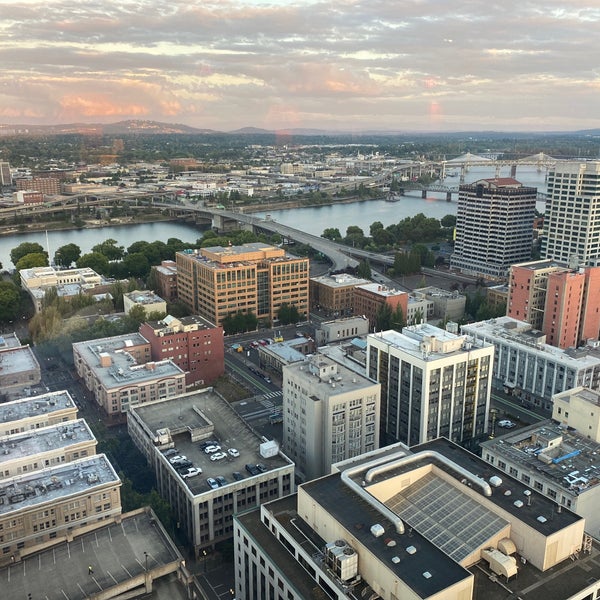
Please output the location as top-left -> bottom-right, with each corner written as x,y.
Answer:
0,164 -> 549,268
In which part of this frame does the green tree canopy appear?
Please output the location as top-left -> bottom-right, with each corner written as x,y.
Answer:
375,303 -> 393,331
278,302 -> 300,325
356,259 -> 372,279
77,252 -> 110,275
222,310 -> 258,334
54,243 -> 81,267
11,242 -> 47,266
0,281 -> 21,322
92,238 -> 124,261
322,228 -> 342,241
122,252 -> 150,278
15,252 -> 49,272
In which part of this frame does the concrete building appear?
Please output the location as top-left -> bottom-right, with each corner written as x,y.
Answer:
0,161 -> 11,186
543,161 -> 600,266
282,355 -> 380,481
411,286 -> 466,322
462,316 -> 600,411
123,289 -> 167,317
73,334 -> 185,418
19,266 -> 106,312
234,439 -> 592,600
508,260 -> 600,348
481,419 -> 600,536
139,314 -> 224,387
0,454 -> 121,559
451,178 -> 537,279
15,176 -> 61,195
176,243 -> 309,327
486,283 -> 509,312
353,283 -> 408,332
367,324 -> 494,447
0,419 -> 96,479
257,338 -> 308,375
0,391 -> 78,436
314,315 -> 370,346
152,259 -> 178,302
0,344 -> 41,396
552,386 -> 600,442
14,190 -> 44,204
309,273 -> 370,314
127,389 -> 295,556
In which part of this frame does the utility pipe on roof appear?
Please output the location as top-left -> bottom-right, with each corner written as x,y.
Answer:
365,450 -> 493,497
340,450 -> 407,535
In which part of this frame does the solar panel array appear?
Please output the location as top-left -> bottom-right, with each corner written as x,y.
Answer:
386,472 -> 508,562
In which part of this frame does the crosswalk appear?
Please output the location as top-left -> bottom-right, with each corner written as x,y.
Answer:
260,390 -> 282,409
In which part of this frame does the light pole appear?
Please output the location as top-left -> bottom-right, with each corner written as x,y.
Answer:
202,549 -> 207,573
144,551 -> 148,572
490,408 -> 499,439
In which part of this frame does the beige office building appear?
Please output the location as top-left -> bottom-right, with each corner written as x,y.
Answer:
282,355 -> 380,481
176,243 -> 309,326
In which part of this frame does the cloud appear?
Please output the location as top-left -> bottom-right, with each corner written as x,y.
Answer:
0,0 -> 598,130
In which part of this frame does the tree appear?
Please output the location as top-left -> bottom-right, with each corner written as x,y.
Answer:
92,238 -> 124,261
11,242 -> 46,266
54,243 -> 81,267
278,303 -> 300,325
122,252 -> 150,278
15,252 -> 49,271
357,259 -> 372,279
374,303 -> 393,331
322,228 -> 342,241
441,214 -> 457,228
391,304 -> 405,332
0,281 -> 21,322
77,252 -> 110,275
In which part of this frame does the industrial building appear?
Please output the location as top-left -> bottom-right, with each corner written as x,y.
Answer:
234,439 -> 593,600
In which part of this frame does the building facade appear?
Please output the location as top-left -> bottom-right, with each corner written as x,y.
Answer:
543,161 -> 600,266
314,316 -> 370,345
139,314 -> 224,386
451,178 -> 537,279
123,290 -> 167,317
176,243 -> 309,327
309,273 -> 370,314
353,283 -> 408,332
152,260 -> 178,303
282,355 -> 381,481
367,324 -> 494,446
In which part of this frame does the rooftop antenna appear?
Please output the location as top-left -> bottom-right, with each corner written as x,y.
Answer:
45,230 -> 52,266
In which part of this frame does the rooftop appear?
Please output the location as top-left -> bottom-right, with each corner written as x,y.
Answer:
130,389 -> 293,490
124,289 -> 165,305
0,390 -> 76,427
481,420 -> 600,496
0,333 -> 22,350
0,419 -> 94,465
0,345 -> 40,377
462,317 -> 600,367
310,273 -> 370,288
355,282 -> 407,297
0,454 -> 120,516
144,313 -> 217,333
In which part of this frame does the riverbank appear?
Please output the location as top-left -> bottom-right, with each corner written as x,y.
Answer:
237,193 -> 378,214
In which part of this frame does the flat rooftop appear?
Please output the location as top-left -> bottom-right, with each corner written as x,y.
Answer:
0,508 -> 185,600
355,282 -> 406,297
0,419 -> 95,466
0,454 -> 119,516
124,289 -> 165,305
0,344 -> 40,375
0,333 -> 22,350
310,273 -> 370,288
131,390 -> 293,490
462,317 -> 600,367
481,420 -> 600,496
0,390 -> 75,427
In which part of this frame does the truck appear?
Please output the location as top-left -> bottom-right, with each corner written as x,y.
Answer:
231,343 -> 243,353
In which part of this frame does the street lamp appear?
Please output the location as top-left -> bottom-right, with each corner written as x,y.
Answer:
490,408 -> 499,439
144,551 -> 148,572
202,549 -> 207,573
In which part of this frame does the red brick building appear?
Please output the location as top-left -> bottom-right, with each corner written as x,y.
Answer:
139,315 -> 224,387
152,260 -> 178,303
353,283 -> 408,332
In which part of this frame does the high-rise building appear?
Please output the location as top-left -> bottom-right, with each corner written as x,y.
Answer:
543,161 -> 600,265
176,243 -> 309,327
508,260 -> 600,348
0,161 -> 11,186
282,354 -> 380,481
367,324 -> 494,446
451,178 -> 537,279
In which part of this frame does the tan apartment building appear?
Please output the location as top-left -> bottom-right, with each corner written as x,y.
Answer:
309,273 -> 370,315
123,289 -> 167,317
73,334 -> 185,418
0,344 -> 41,395
282,355 -> 381,481
0,391 -> 77,438
176,243 -> 309,327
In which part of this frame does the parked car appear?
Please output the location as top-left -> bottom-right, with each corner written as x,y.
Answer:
228,448 -> 240,458
206,477 -> 219,490
200,440 -> 219,450
256,463 -> 268,473
215,476 -> 228,486
204,445 -> 221,454
181,467 -> 202,479
498,419 -> 516,429
174,459 -> 193,470
163,448 -> 179,457
245,464 -> 259,475
233,471 -> 244,481
210,451 -> 227,462
169,455 -> 187,463
263,375 -> 272,384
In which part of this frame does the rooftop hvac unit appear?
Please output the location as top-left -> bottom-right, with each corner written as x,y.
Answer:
324,539 -> 358,581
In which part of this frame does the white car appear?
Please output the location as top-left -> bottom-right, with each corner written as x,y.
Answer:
498,419 -> 516,429
210,451 -> 227,462
204,445 -> 221,454
228,448 -> 240,458
169,455 -> 187,463
181,467 -> 202,479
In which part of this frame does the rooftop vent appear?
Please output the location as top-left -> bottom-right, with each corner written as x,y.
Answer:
514,500 -> 524,508
489,476 -> 502,487
423,571 -> 432,579
370,524 -> 385,538
406,546 -> 417,555
537,516 -> 547,523
391,556 -> 400,564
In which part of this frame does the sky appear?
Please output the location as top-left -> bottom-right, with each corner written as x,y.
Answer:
1,1 -> 599,132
